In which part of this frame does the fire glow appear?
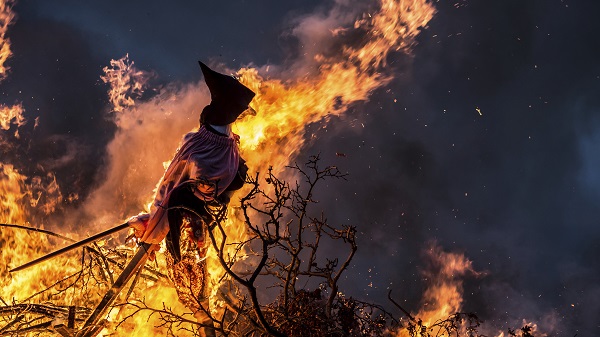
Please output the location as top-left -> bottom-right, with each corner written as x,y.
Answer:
0,0 -> 539,336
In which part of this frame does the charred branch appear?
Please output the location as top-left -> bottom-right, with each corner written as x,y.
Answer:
0,320 -> 53,336
0,304 -> 90,337
0,304 -> 90,319
1,155 -> 509,337
202,156 -> 388,337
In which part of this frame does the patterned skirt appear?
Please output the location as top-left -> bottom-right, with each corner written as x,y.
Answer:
165,208 -> 209,311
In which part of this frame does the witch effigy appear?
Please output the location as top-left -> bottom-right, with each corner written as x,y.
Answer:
127,61 -> 254,334
7,61 -> 254,337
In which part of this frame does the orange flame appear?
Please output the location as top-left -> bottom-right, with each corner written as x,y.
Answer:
392,244 -> 477,336
0,103 -> 25,137
236,0 -> 436,170
494,321 -> 547,337
0,1 -> 25,138
101,53 -> 152,118
393,245 -> 551,337
0,0 -> 15,80
421,245 -> 475,327
0,164 -> 26,225
1,0 -> 438,334
27,172 -> 64,215
81,0 -> 437,326
0,165 -> 80,304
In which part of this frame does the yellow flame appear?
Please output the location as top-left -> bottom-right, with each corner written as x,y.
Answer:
0,164 -> 80,305
0,164 -> 26,224
90,0 -> 438,329
394,244 -> 476,337
210,0 -> 436,313
101,53 -> 151,116
1,0 -> 438,334
236,0 -> 436,171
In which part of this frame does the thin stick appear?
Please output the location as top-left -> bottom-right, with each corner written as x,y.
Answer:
0,321 -> 52,336
388,290 -> 416,323
123,264 -> 143,303
0,223 -> 75,242
10,222 -> 129,273
0,315 -> 24,334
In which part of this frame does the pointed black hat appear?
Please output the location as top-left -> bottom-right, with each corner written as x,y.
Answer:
199,61 -> 256,126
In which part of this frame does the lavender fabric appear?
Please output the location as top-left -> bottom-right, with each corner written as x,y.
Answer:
141,125 -> 240,244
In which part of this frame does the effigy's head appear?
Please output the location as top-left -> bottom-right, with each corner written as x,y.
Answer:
199,61 -> 256,126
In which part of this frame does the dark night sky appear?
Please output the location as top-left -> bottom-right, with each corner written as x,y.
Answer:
2,0 -> 599,335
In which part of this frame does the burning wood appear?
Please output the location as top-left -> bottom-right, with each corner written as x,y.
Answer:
1,156 -> 540,336
0,304 -> 89,336
0,233 -> 168,336
9,223 -> 130,273
0,0 -> 544,336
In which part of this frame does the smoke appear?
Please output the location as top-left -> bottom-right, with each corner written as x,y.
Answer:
1,0 -> 599,335
577,115 -> 600,198
340,1 -> 599,335
296,0 -> 600,335
57,0 -> 434,245
279,0 -> 367,75
80,74 -> 210,229
0,2 -> 117,225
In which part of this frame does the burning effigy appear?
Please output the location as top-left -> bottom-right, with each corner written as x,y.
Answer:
1,0 -> 544,336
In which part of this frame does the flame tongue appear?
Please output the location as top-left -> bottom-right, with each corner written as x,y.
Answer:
0,165 -> 79,302
392,244 -> 479,337
236,0 -> 436,170
0,164 -> 27,226
0,0 -> 439,335
0,0 -> 15,79
0,0 -> 25,138
0,104 -> 25,133
418,245 -> 477,326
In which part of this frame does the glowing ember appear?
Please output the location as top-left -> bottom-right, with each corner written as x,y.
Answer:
494,321 -> 547,337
